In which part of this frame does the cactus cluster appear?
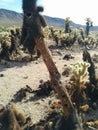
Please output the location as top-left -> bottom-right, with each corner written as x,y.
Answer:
70,62 -> 90,110
71,62 -> 90,85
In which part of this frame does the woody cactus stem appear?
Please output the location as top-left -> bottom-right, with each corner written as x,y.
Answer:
22,0 -> 74,118
35,37 -> 74,117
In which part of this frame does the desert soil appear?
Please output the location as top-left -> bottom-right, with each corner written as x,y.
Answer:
0,40 -> 98,124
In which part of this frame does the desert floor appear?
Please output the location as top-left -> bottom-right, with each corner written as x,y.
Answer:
0,40 -> 98,125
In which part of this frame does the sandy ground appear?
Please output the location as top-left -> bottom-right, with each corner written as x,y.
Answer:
0,41 -> 98,124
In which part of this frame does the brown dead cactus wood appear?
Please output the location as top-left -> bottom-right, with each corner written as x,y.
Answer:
21,0 -> 74,118
0,103 -> 26,130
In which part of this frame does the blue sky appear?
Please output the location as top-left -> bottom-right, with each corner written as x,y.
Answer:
0,0 -> 98,26
0,0 -> 22,12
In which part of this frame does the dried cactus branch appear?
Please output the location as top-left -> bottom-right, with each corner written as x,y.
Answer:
21,0 -> 74,118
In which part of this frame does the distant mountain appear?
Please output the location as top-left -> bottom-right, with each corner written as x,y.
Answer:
0,9 -> 98,31
45,16 -> 98,31
0,9 -> 23,26
45,15 -> 83,29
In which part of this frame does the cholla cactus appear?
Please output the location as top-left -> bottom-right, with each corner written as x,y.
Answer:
42,26 -> 51,38
71,62 -> 90,85
70,62 -> 90,110
85,17 -> 93,36
79,28 -> 85,40
65,17 -> 71,33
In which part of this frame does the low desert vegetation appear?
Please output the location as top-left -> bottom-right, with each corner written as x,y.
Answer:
0,0 -> 98,130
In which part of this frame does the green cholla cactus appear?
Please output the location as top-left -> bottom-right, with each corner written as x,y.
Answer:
42,26 -> 51,38
70,62 -> 90,110
71,62 -> 90,83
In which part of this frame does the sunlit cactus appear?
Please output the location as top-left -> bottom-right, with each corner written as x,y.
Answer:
71,62 -> 90,84
42,26 -> 51,38
70,62 -> 90,110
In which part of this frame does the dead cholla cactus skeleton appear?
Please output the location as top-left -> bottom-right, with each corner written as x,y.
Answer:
85,18 -> 93,36
21,0 -> 74,119
83,50 -> 98,102
22,0 -> 47,38
83,50 -> 97,86
0,103 -> 26,130
21,0 -> 47,59
70,62 -> 90,110
79,28 -> 85,40
65,17 -> 71,33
